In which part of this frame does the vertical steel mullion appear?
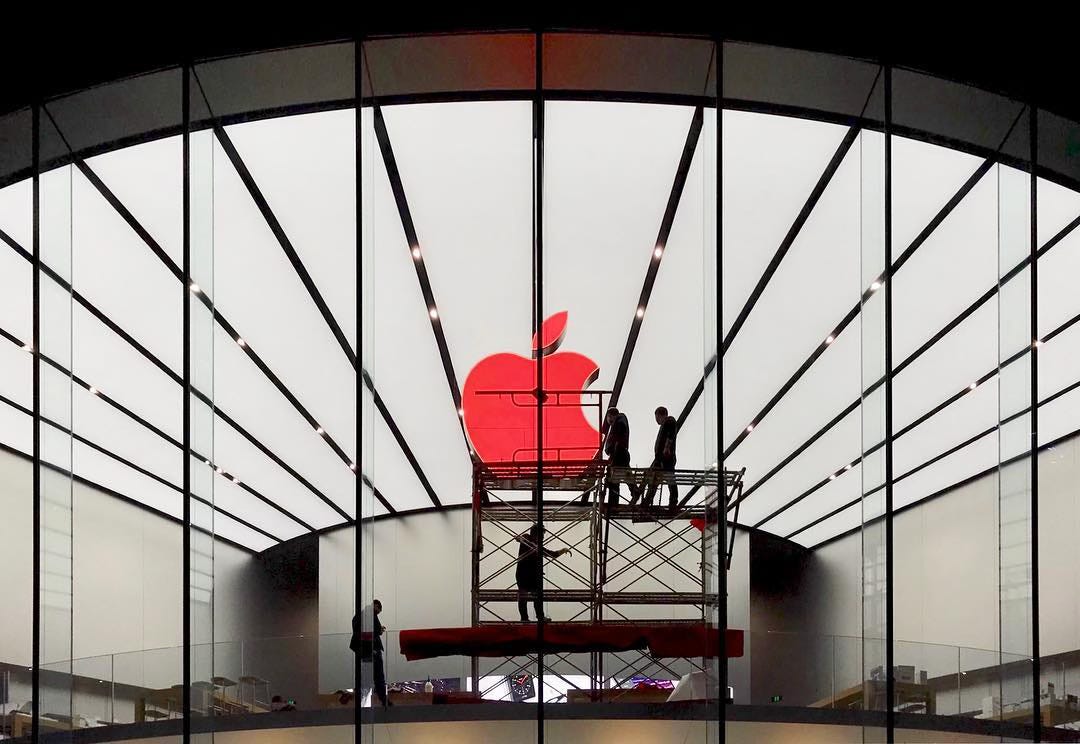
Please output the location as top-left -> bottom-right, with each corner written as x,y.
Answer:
716,37 -> 727,743
533,29 -> 546,740
181,63 -> 192,744
1030,105 -> 1041,744
31,101 -> 41,744
883,64 -> 895,743
353,35 -> 364,740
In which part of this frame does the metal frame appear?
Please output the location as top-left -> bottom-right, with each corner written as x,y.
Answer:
468,457 -> 739,706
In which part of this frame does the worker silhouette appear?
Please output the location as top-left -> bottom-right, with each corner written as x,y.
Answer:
641,406 -> 679,511
515,524 -> 570,622
602,406 -> 639,506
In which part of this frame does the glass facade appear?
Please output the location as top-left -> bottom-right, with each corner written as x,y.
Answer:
0,30 -> 1078,744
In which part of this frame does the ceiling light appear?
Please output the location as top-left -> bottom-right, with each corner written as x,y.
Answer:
236,338 -> 246,348
411,247 -> 421,260
825,335 -> 835,345
215,467 -> 223,475
429,308 -> 438,320
636,307 -> 645,318
654,246 -> 663,259
190,283 -> 201,294
457,407 -> 464,417
21,343 -> 32,353
1033,339 -> 1043,348
349,462 -> 357,471
969,382 -> 977,391
88,386 -> 99,395
746,424 -> 755,433
844,464 -> 852,471
829,474 -> 837,481
316,426 -> 325,435
232,476 -> 239,484
870,281 -> 881,292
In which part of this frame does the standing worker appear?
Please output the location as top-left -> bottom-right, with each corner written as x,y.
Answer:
350,599 -> 390,707
642,406 -> 679,512
602,406 -> 638,506
515,524 -> 570,622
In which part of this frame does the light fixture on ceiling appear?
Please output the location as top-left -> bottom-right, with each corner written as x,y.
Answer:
844,463 -> 852,471
1033,339 -> 1043,348
825,335 -> 835,345
349,462 -> 357,471
457,407 -> 464,417
215,467 -> 223,475
636,307 -> 645,318
969,381 -> 977,391
746,424 -> 755,433
316,426 -> 325,435
21,343 -> 32,353
88,386 -> 99,396
429,308 -> 439,320
654,246 -> 663,259
869,280 -> 882,292
411,246 -> 421,260
232,476 -> 239,484
236,337 -> 246,348
829,474 -> 837,480
190,283 -> 201,294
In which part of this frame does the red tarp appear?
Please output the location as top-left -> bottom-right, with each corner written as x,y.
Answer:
399,624 -> 744,661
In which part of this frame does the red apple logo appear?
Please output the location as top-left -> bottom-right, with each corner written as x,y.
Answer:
463,311 -> 600,467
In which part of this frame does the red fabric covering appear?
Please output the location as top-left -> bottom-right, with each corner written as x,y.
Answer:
399,624 -> 743,661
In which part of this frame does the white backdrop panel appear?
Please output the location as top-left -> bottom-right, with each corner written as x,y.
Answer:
365,112 -> 474,508
86,135 -> 183,268
890,136 -> 983,259
224,110 -> 357,351
721,111 -> 850,336
724,143 -> 861,446
211,134 -> 356,458
544,101 -> 695,399
621,133 -> 706,468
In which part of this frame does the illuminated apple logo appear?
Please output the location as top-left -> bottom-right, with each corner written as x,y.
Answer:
463,311 -> 600,466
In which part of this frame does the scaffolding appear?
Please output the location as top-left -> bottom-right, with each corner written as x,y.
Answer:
470,456 -> 744,701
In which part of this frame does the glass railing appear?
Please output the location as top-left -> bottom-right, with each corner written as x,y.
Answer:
743,630 -> 1080,729
4,629 -> 1079,737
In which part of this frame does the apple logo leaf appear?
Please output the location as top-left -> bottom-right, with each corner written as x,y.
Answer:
531,311 -> 569,358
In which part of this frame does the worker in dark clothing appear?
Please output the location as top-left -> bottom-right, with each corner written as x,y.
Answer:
642,406 -> 679,511
515,524 -> 570,622
350,599 -> 390,706
602,406 -> 638,506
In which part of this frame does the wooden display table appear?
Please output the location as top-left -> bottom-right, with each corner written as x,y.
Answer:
566,687 -> 673,704
810,680 -> 935,714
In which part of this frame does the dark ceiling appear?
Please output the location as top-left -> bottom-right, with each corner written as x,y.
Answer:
3,11 -> 1068,121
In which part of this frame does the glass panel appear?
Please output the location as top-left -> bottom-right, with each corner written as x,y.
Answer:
702,45 -> 722,744
544,36 -> 715,742
860,70 -> 887,743
38,104 -> 75,744
999,107 -> 1035,739
191,42 -> 358,739
1037,106 -> 1080,742
189,68 -> 217,738
0,109 -> 33,738
544,33 -> 714,98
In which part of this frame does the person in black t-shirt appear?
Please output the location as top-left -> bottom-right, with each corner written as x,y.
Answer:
602,406 -> 639,506
515,524 -> 570,622
642,406 -> 679,511
350,599 -> 390,706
